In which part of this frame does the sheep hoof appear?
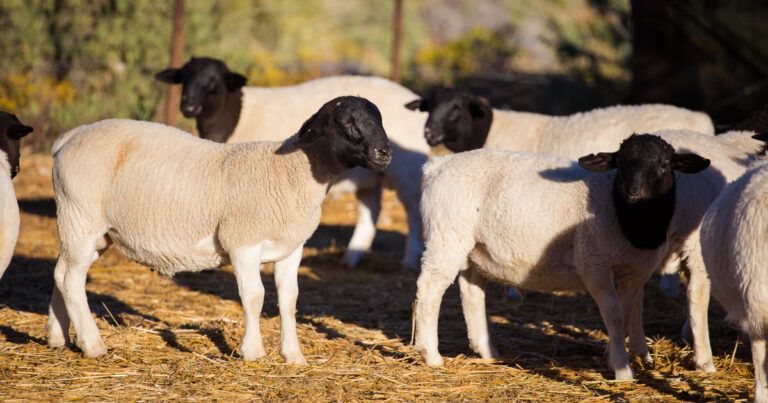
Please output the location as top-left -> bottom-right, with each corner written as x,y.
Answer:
47,337 -> 68,349
696,360 -> 716,373
641,353 -> 653,366
342,250 -> 366,268
423,353 -> 444,367
240,346 -> 267,361
613,366 -> 634,381
79,339 -> 108,358
282,351 -> 307,365
46,329 -> 69,348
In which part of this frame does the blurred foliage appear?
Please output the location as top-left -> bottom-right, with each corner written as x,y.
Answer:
0,0 -> 632,148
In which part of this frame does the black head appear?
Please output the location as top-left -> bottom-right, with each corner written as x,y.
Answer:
579,134 -> 710,205
405,87 -> 492,152
0,112 -> 33,179
298,96 -> 391,173
155,57 -> 247,118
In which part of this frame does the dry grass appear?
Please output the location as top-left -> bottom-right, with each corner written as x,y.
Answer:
0,154 -> 756,401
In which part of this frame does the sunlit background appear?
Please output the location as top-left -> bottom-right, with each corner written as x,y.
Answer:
0,0 -> 764,148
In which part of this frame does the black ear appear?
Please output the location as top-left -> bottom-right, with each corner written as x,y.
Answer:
468,96 -> 490,119
752,132 -> 768,142
8,124 -> 33,139
224,72 -> 247,91
298,107 -> 328,139
672,153 -> 710,173
155,68 -> 181,84
404,99 -> 427,111
578,152 -> 617,172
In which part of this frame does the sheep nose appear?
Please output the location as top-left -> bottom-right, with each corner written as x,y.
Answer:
374,147 -> 391,159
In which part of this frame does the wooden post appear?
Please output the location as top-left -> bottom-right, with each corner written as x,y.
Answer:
163,0 -> 185,126
390,0 -> 404,83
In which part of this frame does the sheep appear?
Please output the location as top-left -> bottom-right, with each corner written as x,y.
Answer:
0,111 -> 33,278
406,88 -> 716,299
413,131 -> 767,380
404,87 -> 715,158
156,57 -> 428,270
46,96 -> 391,363
687,133 -> 768,402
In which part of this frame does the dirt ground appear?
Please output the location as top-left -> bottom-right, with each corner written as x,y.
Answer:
0,154 -> 756,401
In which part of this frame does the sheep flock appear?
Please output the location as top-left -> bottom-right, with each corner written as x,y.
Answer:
1,57 -> 767,401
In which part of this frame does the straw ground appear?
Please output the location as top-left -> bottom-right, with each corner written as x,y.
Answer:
0,154 -> 756,401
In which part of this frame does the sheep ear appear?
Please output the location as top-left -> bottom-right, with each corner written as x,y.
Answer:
469,96 -> 490,119
752,131 -> 768,142
8,123 -> 33,139
155,68 -> 181,84
672,153 -> 710,173
298,108 -> 327,139
578,152 -> 616,172
404,99 -> 427,111
225,72 -> 247,91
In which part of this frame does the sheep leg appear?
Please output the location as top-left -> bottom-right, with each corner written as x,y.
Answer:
622,283 -> 652,364
274,245 -> 306,365
47,234 -> 110,349
46,285 -> 70,348
752,337 -> 768,403
458,266 -> 499,359
231,244 -> 267,361
343,185 -> 382,268
386,153 -> 425,271
685,245 -> 716,372
54,236 -> 108,357
582,270 -> 633,380
414,253 -> 465,366
399,184 -> 424,271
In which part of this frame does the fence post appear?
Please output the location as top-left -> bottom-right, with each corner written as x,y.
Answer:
163,0 -> 185,126
390,0 -> 404,83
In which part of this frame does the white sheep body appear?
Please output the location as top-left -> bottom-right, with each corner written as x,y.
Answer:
230,75 -> 428,152
698,162 -> 768,402
53,120 -> 324,274
229,75 -> 428,268
484,104 -> 715,158
415,130 -> 761,379
0,150 -> 19,278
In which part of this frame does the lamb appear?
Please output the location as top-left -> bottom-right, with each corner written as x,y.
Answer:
404,87 -> 715,158
46,96 -> 392,363
156,57 -> 428,269
413,131 -> 760,380
0,111 -> 33,278
688,133 -> 768,402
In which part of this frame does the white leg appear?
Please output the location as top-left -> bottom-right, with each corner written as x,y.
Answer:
685,244 -> 716,372
414,252 -> 464,366
47,234 -> 109,349
55,247 -> 106,357
343,186 -> 382,268
752,337 -> 768,403
46,284 -> 70,348
582,270 -> 633,380
402,195 -> 424,271
623,285 -> 652,364
230,245 -> 266,361
458,267 -> 498,359
387,153 -> 426,271
274,245 -> 306,364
